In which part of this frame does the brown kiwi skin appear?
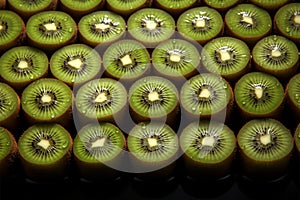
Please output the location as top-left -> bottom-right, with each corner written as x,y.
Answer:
0,0 -> 6,9
0,127 -> 18,177
154,0 -> 200,17
7,0 -> 58,20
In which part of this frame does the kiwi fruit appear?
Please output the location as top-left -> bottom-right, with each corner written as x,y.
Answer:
0,46 -> 49,91
59,0 -> 104,20
151,39 -> 200,85
106,0 -> 152,17
180,120 -> 236,179
73,122 -> 126,181
234,72 -> 285,120
286,73 -> 300,124
50,43 -> 102,87
26,11 -> 77,53
252,35 -> 299,82
180,73 -> 233,123
274,3 -> 300,46
21,78 -> 73,127
127,8 -> 175,47
154,0 -> 199,16
127,121 -> 179,180
294,123 -> 300,156
201,36 -> 251,83
224,4 -> 272,47
74,78 -> 127,125
18,123 -> 73,182
0,127 -> 17,177
0,83 -> 20,131
78,11 -> 126,48
103,39 -> 150,84
177,7 -> 224,45
128,76 -> 179,126
0,10 -> 25,54
0,0 -> 6,9
7,0 -> 58,20
237,118 -> 293,180
203,0 -> 240,13
249,0 -> 290,13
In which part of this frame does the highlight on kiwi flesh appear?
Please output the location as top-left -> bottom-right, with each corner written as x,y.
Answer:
224,4 -> 272,46
78,11 -> 126,48
0,10 -> 25,54
50,43 -> 102,87
237,118 -> 294,180
127,121 -> 179,180
73,122 -> 126,181
74,78 -> 127,125
201,36 -> 251,83
26,11 -> 77,53
286,73 -> 300,123
0,127 -> 18,177
7,0 -> 58,20
127,8 -> 175,47
151,39 -> 200,83
274,3 -> 300,46
179,120 -> 236,179
177,7 -> 224,45
252,35 -> 299,82
249,0 -> 290,12
0,83 -> 20,130
128,76 -> 179,126
180,73 -> 233,123
0,46 -> 49,91
203,0 -> 240,13
106,0 -> 152,17
234,72 -> 285,120
18,123 -> 73,182
154,0 -> 199,16
59,0 -> 104,20
21,78 -> 73,127
103,39 -> 150,83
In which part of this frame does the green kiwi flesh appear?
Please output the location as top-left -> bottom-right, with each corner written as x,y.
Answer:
294,123 -> 300,155
203,0 -> 240,12
50,43 -> 101,87
154,0 -> 198,15
106,0 -> 151,17
249,0 -> 290,12
0,46 -> 49,90
59,0 -> 104,18
177,7 -> 224,45
286,73 -> 300,121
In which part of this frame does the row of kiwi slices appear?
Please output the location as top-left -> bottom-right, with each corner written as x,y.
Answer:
1,117 -> 300,183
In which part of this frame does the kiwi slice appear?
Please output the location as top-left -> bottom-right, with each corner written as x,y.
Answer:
151,39 -> 200,83
286,73 -> 300,123
26,11 -> 77,53
0,10 -> 25,53
203,0 -> 240,13
127,8 -> 175,47
127,121 -> 179,180
18,123 -> 73,181
50,44 -> 102,87
21,78 -> 73,127
234,72 -> 285,120
103,39 -> 150,83
274,3 -> 300,46
7,0 -> 58,20
177,7 -> 224,45
0,127 -> 17,177
129,76 -> 179,126
252,35 -> 299,82
294,123 -> 300,156
106,0 -> 152,17
154,0 -> 198,16
180,73 -> 233,122
224,4 -> 272,46
73,122 -> 126,181
0,46 -> 49,91
0,83 -> 20,130
249,0 -> 290,12
237,118 -> 293,180
78,11 -> 126,48
201,37 -> 251,83
75,78 -> 127,125
180,120 -> 236,179
59,0 -> 104,19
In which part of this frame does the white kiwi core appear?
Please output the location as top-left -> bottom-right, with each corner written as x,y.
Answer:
201,136 -> 215,147
94,92 -> 108,103
91,138 -> 106,148
68,58 -> 83,70
37,139 -> 51,150
41,94 -> 53,104
18,60 -> 29,69
147,138 -> 158,148
199,88 -> 211,99
43,23 -> 57,31
148,91 -> 160,102
120,54 -> 133,66
254,86 -> 263,99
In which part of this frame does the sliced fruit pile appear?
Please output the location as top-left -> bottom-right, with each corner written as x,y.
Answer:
0,0 -> 300,183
